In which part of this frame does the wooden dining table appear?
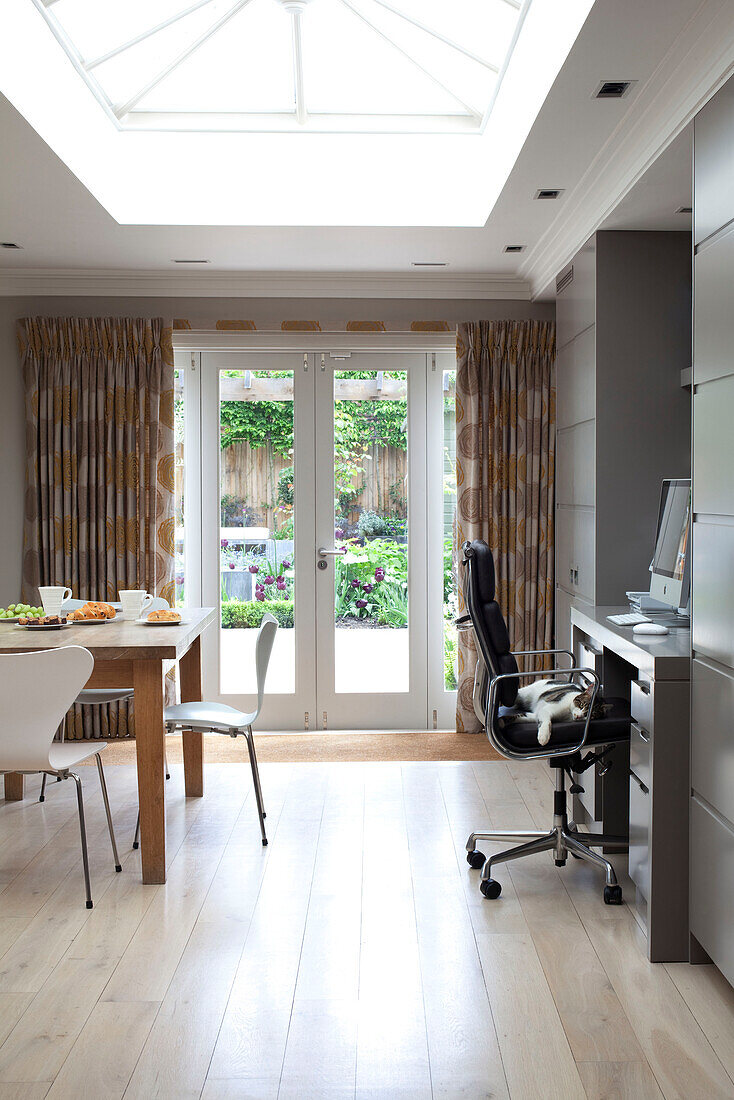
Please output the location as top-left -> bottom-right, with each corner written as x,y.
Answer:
0,607 -> 216,885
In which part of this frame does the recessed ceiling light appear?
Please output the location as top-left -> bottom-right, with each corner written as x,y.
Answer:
0,242 -> 22,249
676,206 -> 692,214
504,244 -> 525,253
411,262 -> 449,267
594,80 -> 635,99
534,189 -> 564,200
172,258 -> 210,264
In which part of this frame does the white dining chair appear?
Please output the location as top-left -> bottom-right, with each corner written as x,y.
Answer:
0,646 -> 122,908
40,596 -> 172,803
132,613 -> 278,849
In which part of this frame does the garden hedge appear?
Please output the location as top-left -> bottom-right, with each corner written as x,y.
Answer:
221,599 -> 294,629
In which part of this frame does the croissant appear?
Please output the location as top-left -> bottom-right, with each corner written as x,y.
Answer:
68,601 -> 116,621
147,609 -> 181,622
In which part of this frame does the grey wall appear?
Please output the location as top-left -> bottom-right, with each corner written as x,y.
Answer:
0,293 -> 553,601
554,231 -> 692,650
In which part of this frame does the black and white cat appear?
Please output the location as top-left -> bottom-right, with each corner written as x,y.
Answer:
510,680 -> 609,746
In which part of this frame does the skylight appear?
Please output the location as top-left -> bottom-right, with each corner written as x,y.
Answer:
33,0 -> 523,134
1,0 -> 594,226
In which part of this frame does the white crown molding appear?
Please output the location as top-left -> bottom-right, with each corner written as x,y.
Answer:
523,0 -> 734,299
0,268 -> 531,300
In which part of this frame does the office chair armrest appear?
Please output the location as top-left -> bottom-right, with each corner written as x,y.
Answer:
485,666 -> 600,760
454,614 -> 473,630
512,647 -> 574,668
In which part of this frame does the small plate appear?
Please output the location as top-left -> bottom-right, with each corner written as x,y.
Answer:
136,617 -> 184,626
68,617 -> 111,625
19,622 -> 69,631
0,616 -> 21,624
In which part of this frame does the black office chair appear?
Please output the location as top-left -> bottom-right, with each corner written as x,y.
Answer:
459,540 -> 630,904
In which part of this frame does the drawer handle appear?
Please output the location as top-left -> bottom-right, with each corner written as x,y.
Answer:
637,726 -> 650,743
630,770 -> 649,795
584,645 -> 602,657
632,678 -> 650,695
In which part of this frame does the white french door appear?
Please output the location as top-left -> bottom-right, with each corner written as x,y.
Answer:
180,345 -> 456,730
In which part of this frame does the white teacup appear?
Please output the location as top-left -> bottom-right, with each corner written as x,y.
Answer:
119,590 -> 154,621
39,586 -> 72,618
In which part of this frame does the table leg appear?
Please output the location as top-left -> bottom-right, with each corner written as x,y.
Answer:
4,774 -> 25,801
133,658 -> 166,885
180,635 -> 204,798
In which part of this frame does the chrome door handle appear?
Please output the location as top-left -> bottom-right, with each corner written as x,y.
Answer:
318,547 -> 346,556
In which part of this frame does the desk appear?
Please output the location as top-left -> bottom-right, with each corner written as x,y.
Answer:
571,605 -> 691,961
0,608 -> 216,885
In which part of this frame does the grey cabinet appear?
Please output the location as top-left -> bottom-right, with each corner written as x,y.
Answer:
691,75 -> 734,986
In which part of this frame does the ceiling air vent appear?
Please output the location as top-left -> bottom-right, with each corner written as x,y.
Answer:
534,189 -> 564,201
594,80 -> 634,99
0,242 -> 22,249
172,258 -> 210,264
556,266 -> 574,296
504,245 -> 525,253
676,206 -> 692,214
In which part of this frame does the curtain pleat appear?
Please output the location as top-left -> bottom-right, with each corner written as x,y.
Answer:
454,320 -> 556,733
17,317 -> 176,739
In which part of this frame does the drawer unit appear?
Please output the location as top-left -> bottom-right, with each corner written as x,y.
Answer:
629,769 -> 650,901
691,658 -> 734,826
630,676 -> 653,731
629,722 -> 651,791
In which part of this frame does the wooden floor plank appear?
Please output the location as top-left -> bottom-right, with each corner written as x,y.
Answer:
665,962 -> 734,1085
577,1060 -> 664,1099
476,931 -> 587,1099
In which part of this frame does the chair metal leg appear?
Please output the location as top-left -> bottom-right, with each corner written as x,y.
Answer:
467,829 -> 545,850
244,730 -> 268,846
95,754 -> 122,872
483,831 -> 556,880
564,832 -> 618,887
132,812 -> 140,850
39,773 -> 47,803
578,832 -> 628,849
70,772 -> 93,909
246,726 -> 266,819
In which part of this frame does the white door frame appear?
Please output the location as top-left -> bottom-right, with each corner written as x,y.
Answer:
174,332 -> 458,730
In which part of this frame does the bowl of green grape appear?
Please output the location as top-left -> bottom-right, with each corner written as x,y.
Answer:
0,604 -> 45,623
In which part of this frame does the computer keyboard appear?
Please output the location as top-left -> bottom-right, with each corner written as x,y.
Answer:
606,612 -> 652,626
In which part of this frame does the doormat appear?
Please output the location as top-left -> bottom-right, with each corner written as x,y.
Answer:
88,731 -> 502,764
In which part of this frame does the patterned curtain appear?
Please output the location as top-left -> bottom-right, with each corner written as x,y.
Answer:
17,317 -> 175,739
455,320 -> 556,733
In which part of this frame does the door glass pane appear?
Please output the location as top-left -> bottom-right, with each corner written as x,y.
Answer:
443,369 -> 458,691
333,369 -> 409,694
174,368 -> 185,608
218,368 -> 295,695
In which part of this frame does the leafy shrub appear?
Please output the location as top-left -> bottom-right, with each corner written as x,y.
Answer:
277,466 -> 294,507
382,516 -> 407,539
444,626 -> 458,690
221,599 -> 294,629
357,510 -> 386,538
334,538 -> 408,626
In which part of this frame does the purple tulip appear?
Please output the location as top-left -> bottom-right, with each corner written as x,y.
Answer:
255,591 -> 265,602
264,575 -> 275,586
281,559 -> 291,569
335,528 -> 344,539
362,582 -> 374,594
221,539 -> 228,549
355,598 -> 367,609
350,578 -> 360,589
276,578 -> 287,591
374,567 -> 385,581
248,564 -> 259,574
229,562 -> 235,570
175,573 -> 184,585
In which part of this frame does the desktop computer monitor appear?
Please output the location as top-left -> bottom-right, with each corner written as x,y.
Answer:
649,478 -> 691,611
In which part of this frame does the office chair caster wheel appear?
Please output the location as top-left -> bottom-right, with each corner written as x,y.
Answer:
467,850 -> 485,869
603,884 -> 623,905
480,878 -> 502,900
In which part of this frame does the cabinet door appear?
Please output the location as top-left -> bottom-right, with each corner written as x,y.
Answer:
694,230 -> 734,386
690,796 -> 734,987
695,79 -> 734,245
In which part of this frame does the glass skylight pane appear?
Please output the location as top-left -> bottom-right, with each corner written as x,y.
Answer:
304,0 -> 466,116
85,0 -> 238,109
350,0 -> 497,116
383,0 -> 519,68
137,0 -> 294,113
53,0 -> 206,63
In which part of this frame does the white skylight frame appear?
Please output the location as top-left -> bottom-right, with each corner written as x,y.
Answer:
30,0 -> 527,135
0,0 -> 595,226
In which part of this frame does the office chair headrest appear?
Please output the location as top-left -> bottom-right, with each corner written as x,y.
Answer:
463,540 -> 495,602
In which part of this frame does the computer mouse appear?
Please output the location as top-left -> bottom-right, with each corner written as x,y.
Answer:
632,623 -> 669,636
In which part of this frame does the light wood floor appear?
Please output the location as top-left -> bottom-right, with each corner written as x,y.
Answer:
0,759 -> 732,1099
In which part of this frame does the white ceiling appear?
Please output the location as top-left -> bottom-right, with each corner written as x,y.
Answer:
0,0 -> 731,298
